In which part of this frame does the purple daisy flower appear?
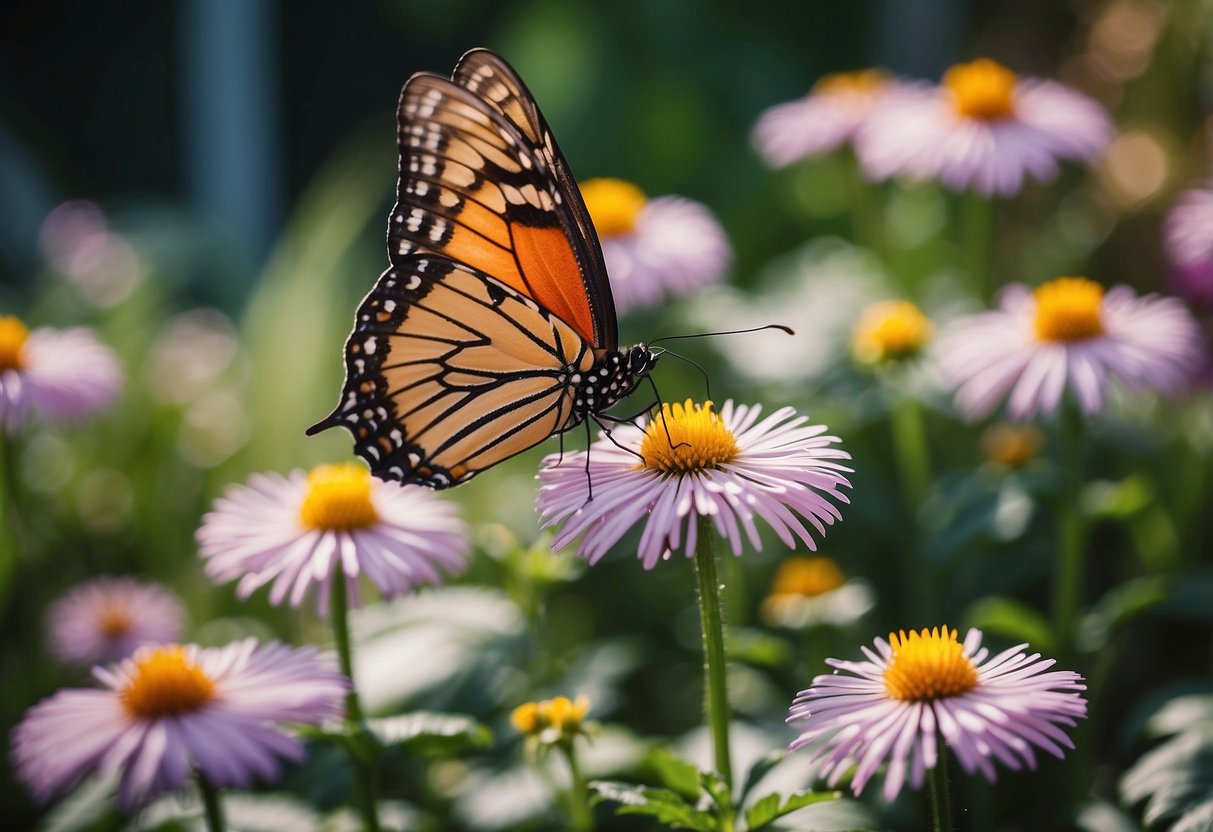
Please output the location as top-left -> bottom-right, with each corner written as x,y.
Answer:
197,463 -> 468,613
788,627 -> 1087,801
1162,183 -> 1213,308
536,399 -> 852,570
939,277 -> 1204,420
0,316 -> 122,434
855,58 -> 1112,196
13,638 -> 348,809
752,69 -> 892,167
46,576 -> 186,666
580,178 -> 731,313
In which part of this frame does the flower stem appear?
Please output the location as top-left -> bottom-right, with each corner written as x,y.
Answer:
961,191 -> 995,302
844,147 -> 882,254
926,745 -> 954,832
693,516 -> 733,794
330,567 -> 381,832
0,433 -> 21,608
888,384 -> 933,624
198,774 -> 226,832
560,741 -> 595,832
1051,399 -> 1087,658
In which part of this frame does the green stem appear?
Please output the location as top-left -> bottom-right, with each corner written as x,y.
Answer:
0,433 -> 21,608
560,741 -> 594,832
926,744 -> 954,832
693,517 -> 733,796
1051,400 -> 1087,659
961,191 -> 995,302
888,383 -> 933,625
198,774 -> 226,832
844,147 -> 882,255
330,568 -> 381,832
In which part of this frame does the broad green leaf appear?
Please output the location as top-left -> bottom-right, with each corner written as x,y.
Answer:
650,749 -> 703,799
590,780 -> 717,831
1080,577 -> 1167,652
365,712 -> 493,755
744,789 -> 839,829
963,596 -> 1056,654
1120,693 -> 1213,831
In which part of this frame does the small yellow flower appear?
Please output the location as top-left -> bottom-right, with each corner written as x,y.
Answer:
853,300 -> 934,365
511,694 -> 591,746
982,423 -> 1044,469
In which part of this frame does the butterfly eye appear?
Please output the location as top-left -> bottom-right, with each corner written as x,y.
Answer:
628,347 -> 655,374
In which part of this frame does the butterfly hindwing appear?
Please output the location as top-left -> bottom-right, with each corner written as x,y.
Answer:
331,255 -> 597,487
388,50 -> 616,351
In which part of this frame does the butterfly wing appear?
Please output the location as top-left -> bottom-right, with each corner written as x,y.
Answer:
388,49 -> 617,351
325,255 -> 597,487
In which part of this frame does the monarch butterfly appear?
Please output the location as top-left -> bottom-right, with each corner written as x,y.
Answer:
308,48 -> 659,488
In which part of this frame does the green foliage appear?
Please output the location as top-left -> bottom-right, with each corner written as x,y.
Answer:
1121,695 -> 1213,832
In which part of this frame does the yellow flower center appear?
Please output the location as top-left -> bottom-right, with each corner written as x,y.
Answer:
944,58 -> 1018,121
120,646 -> 216,718
298,463 -> 379,531
1033,277 -> 1105,343
852,300 -> 934,364
511,695 -> 590,742
982,423 -> 1044,468
639,400 -> 740,475
0,316 -> 30,372
96,604 -> 133,638
581,178 -> 648,237
813,68 -> 889,97
883,627 -> 978,702
770,556 -> 845,597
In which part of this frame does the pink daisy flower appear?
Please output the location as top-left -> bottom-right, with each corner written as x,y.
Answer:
46,576 -> 186,666
536,399 -> 852,570
197,463 -> 468,613
939,277 -> 1204,420
855,58 -> 1112,196
13,638 -> 348,809
0,316 -> 122,434
1162,183 -> 1213,308
580,178 -> 731,313
752,69 -> 892,167
787,627 -> 1087,801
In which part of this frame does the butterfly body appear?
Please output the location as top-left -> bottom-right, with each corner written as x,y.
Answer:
310,48 -> 658,488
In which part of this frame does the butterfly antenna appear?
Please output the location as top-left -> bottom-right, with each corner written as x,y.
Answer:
649,323 -> 794,347
654,349 -> 714,402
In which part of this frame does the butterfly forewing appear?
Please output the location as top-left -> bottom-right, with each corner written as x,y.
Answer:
335,255 -> 596,487
389,52 -> 616,351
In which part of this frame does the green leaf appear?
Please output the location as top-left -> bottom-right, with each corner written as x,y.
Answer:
590,780 -> 717,831
365,712 -> 493,755
744,789 -> 839,829
1120,694 -> 1213,831
1079,577 -> 1167,652
650,748 -> 703,799
738,750 -> 788,802
963,596 -> 1056,654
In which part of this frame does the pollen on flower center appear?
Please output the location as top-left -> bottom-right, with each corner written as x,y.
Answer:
853,300 -> 934,364
298,463 -> 379,531
945,58 -> 1018,121
771,556 -> 845,597
639,400 -> 740,475
0,316 -> 30,372
120,646 -> 216,718
882,627 -> 978,701
96,604 -> 133,638
1033,277 -> 1105,342
814,68 -> 889,98
581,178 -> 648,237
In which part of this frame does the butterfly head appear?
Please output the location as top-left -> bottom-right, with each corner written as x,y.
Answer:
626,344 -> 659,377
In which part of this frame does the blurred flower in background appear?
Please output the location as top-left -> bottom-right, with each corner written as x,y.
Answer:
788,627 -> 1087,800
761,555 -> 874,630
981,423 -> 1045,469
38,200 -> 145,309
0,317 -> 122,434
851,299 -> 935,366
1163,182 -> 1213,310
197,463 -> 469,612
46,576 -> 186,666
13,639 -> 347,809
580,178 -> 731,313
512,694 -> 593,749
537,399 -> 851,569
940,277 -> 1203,420
752,69 -> 892,167
856,58 -> 1112,196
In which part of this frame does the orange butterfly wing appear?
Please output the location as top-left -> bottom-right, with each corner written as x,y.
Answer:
387,49 -> 616,350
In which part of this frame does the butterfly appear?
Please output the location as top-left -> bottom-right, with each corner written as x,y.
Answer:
308,48 -> 659,488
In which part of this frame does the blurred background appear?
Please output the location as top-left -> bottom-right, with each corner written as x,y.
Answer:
2,1 -> 1212,830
